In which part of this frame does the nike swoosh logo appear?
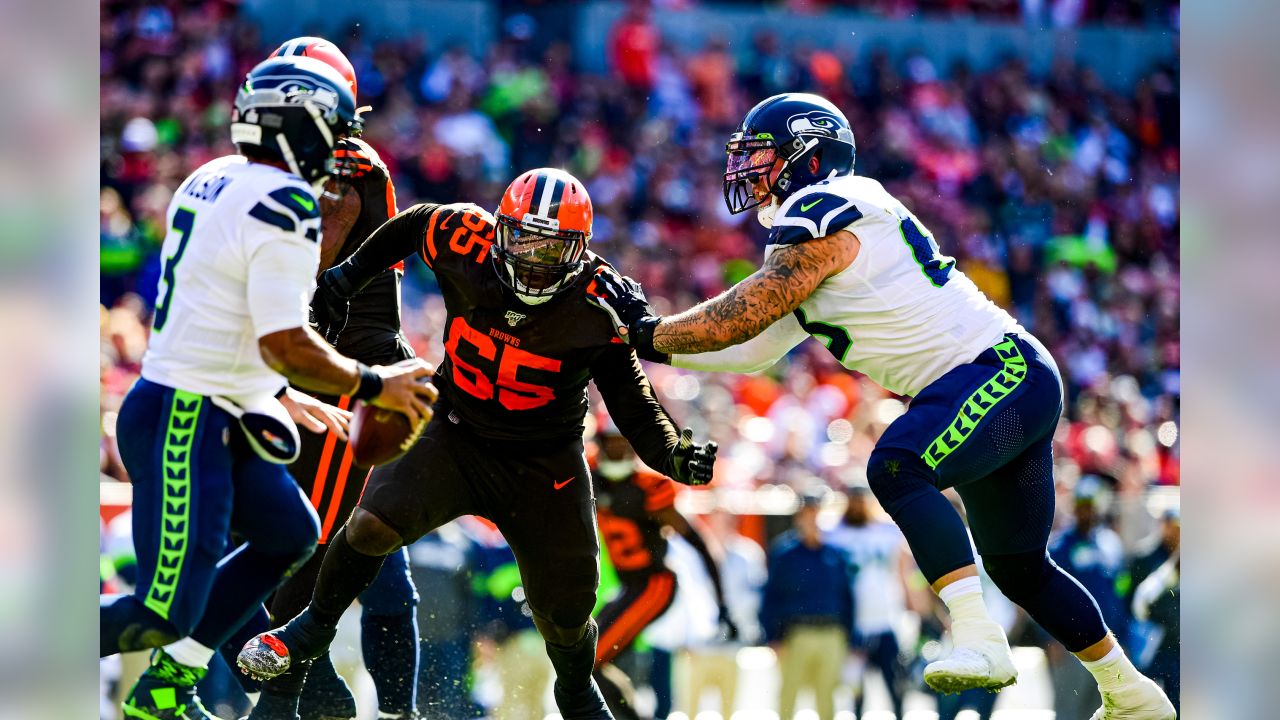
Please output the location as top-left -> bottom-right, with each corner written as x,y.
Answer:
553,476 -> 575,490
800,198 -> 823,212
291,193 -> 316,212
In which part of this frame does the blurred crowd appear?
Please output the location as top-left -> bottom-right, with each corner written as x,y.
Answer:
100,0 -> 1179,716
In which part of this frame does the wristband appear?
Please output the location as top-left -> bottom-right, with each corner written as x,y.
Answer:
631,317 -> 669,364
351,363 -> 383,401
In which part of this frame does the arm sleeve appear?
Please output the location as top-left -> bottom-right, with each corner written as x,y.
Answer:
340,202 -> 441,288
678,520 -> 728,608
671,312 -> 809,373
591,345 -> 681,477
247,235 -> 321,338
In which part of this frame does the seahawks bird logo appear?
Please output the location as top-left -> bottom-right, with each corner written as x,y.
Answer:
787,111 -> 842,138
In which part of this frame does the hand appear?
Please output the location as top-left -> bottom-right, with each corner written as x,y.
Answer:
669,427 -> 717,486
280,387 -> 351,440
369,358 -> 439,429
587,266 -> 668,362
312,265 -> 357,344
717,606 -> 740,643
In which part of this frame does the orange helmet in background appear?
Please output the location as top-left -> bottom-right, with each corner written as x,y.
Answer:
270,36 -> 358,98
493,168 -> 593,305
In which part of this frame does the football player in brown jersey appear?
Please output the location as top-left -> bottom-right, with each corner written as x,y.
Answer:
239,168 -> 717,719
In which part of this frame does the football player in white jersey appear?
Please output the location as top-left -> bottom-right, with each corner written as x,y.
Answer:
588,93 -> 1174,720
100,55 -> 437,720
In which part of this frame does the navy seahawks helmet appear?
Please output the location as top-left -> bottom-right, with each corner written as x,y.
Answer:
724,93 -> 856,214
231,56 -> 362,184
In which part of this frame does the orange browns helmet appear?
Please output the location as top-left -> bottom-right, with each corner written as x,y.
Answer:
493,168 -> 594,305
270,37 -> 358,97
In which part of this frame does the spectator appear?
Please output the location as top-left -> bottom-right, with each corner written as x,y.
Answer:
761,491 -> 853,720
824,483 -> 911,719
1132,551 -> 1179,714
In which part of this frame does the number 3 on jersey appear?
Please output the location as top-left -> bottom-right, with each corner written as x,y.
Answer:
153,207 -> 196,332
899,215 -> 953,287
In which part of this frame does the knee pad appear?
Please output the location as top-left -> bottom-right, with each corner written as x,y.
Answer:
980,549 -> 1051,604
866,448 -> 937,515
346,508 -> 405,557
533,601 -> 596,647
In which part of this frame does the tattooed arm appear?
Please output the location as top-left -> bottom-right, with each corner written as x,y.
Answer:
652,230 -> 860,355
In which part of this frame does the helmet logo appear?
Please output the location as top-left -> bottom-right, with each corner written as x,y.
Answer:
787,110 -> 841,139
504,310 -> 527,327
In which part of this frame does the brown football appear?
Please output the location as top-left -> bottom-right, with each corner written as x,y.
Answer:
348,401 -> 425,467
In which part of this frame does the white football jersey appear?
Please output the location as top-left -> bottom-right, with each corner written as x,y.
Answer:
141,155 -> 323,398
676,174 -> 1021,396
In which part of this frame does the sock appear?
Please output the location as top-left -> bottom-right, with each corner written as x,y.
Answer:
362,611 -> 419,714
163,637 -> 216,669
546,619 -> 600,692
310,527 -> 389,626
938,575 -> 991,626
1081,643 -> 1141,693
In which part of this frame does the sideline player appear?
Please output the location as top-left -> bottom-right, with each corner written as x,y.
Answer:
237,168 -> 718,720
587,93 -> 1176,720
243,37 -> 421,720
100,56 -> 437,720
591,418 -> 737,719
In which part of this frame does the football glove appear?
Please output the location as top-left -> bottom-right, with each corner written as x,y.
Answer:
587,266 -> 668,363
312,264 -> 359,344
669,427 -> 717,486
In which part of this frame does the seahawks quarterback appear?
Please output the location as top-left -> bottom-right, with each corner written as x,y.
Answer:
588,93 -> 1176,720
99,55 -> 437,720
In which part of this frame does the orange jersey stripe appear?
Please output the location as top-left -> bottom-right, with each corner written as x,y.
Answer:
319,442 -> 356,544
309,395 -> 352,509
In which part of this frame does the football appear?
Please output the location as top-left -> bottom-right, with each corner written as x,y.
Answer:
348,401 -> 425,466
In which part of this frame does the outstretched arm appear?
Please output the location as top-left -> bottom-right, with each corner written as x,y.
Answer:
654,507 -> 729,609
652,230 -> 858,355
671,311 -> 809,373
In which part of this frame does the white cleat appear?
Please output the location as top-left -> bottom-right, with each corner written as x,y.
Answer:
1089,675 -> 1177,719
924,621 -> 1018,694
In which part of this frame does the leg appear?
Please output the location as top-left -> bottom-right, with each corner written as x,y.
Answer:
104,383 -> 234,656
965,438 -> 1174,719
810,628 -> 845,720
777,631 -> 803,720
240,415 -> 474,691
596,572 -> 677,666
491,445 -> 608,719
594,664 -> 641,720
873,335 -> 1069,694
649,647 -> 673,719
358,546 -> 420,717
870,631 -> 906,718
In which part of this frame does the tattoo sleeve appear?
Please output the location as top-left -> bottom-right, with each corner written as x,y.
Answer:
652,231 -> 856,355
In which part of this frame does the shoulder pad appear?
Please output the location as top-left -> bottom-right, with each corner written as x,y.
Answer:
421,202 -> 495,268
248,185 -> 319,240
768,189 -> 864,246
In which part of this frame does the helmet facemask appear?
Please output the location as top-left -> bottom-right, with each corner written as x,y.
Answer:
723,135 -> 779,215
492,215 -> 587,305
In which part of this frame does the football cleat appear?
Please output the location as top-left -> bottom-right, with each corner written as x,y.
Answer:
297,654 -> 357,720
237,611 -> 338,682
924,620 -> 1018,694
1089,675 -> 1177,719
122,651 -> 221,720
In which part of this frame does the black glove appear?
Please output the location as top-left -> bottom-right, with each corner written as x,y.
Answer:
669,427 -> 717,486
586,266 -> 668,363
717,606 -> 740,643
312,264 -> 359,344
